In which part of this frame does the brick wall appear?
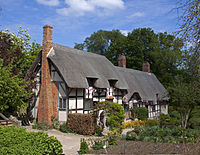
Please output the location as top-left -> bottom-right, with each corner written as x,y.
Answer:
38,25 -> 57,125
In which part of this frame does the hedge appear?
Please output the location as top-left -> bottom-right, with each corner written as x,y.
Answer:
67,113 -> 95,135
0,126 -> 63,155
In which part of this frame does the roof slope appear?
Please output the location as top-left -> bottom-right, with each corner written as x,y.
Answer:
48,43 -> 128,89
116,67 -> 168,101
46,43 -> 168,102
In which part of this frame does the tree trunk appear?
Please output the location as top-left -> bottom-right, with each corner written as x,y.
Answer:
181,108 -> 192,129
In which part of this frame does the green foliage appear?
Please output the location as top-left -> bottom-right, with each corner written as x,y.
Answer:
92,141 -> 104,150
74,29 -> 125,55
160,113 -> 181,128
0,63 -> 31,113
169,110 -> 181,120
0,126 -> 63,155
95,101 -> 125,132
32,122 -> 50,131
137,107 -> 148,120
130,107 -> 148,120
188,106 -> 200,129
59,123 -> 68,133
51,116 -> 60,130
168,75 -> 200,128
126,126 -> 200,144
95,126 -> 103,136
80,140 -> 89,154
126,131 -> 137,140
0,29 -> 41,114
145,120 -> 160,127
130,107 -> 137,119
76,28 -> 185,88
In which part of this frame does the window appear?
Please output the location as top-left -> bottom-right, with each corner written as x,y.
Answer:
108,80 -> 117,88
152,105 -> 156,112
59,97 -> 66,110
84,99 -> 93,110
87,78 -> 97,87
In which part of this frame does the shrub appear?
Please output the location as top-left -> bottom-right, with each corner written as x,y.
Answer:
95,126 -> 103,136
92,141 -> 104,150
145,120 -> 160,127
80,139 -> 89,154
126,131 -> 137,140
51,116 -> 60,130
130,107 -> 138,119
32,122 -> 49,131
0,126 -> 63,154
169,110 -> 181,119
95,101 -> 125,132
137,107 -> 148,120
67,113 -> 95,135
59,123 -> 68,133
107,129 -> 119,146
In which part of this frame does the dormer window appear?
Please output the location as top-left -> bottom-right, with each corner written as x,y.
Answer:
108,80 -> 117,88
87,78 -> 97,87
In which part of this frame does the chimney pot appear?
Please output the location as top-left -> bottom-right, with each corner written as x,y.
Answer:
118,53 -> 126,68
142,62 -> 150,73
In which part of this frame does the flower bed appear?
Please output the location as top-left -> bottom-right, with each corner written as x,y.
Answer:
122,120 -> 145,128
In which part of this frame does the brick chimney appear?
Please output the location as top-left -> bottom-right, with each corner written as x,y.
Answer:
142,62 -> 150,73
118,53 -> 126,68
38,25 -> 57,124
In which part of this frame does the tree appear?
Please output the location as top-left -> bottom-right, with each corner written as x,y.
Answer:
177,0 -> 199,47
0,29 -> 41,114
168,75 -> 200,128
108,28 -> 184,87
0,61 -> 31,113
74,29 -> 125,55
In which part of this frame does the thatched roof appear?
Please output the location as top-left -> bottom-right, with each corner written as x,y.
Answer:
116,67 -> 168,102
30,43 -> 168,102
48,43 -> 128,89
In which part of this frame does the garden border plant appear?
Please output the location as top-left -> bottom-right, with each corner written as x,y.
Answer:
0,126 -> 63,154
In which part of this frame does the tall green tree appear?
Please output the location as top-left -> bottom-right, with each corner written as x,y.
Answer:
74,28 -> 185,88
74,29 -> 125,55
109,28 -> 184,87
0,29 -> 41,114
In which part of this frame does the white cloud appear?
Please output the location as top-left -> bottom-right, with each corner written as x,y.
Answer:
56,0 -> 124,16
120,30 -> 129,36
36,0 -> 59,6
127,12 -> 145,18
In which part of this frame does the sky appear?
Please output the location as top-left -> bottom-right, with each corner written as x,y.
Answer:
0,0 -> 181,48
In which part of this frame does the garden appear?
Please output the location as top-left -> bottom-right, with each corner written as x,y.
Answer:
78,102 -> 200,154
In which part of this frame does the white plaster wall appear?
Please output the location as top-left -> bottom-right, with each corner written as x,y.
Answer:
77,97 -> 83,109
161,104 -> 168,114
93,97 -> 99,102
118,97 -> 122,104
69,98 -> 76,109
77,110 -> 84,113
59,111 -> 67,122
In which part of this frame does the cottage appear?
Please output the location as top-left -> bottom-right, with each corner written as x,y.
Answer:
29,25 -> 168,124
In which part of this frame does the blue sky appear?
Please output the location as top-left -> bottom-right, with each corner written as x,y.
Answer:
0,0 -> 181,48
